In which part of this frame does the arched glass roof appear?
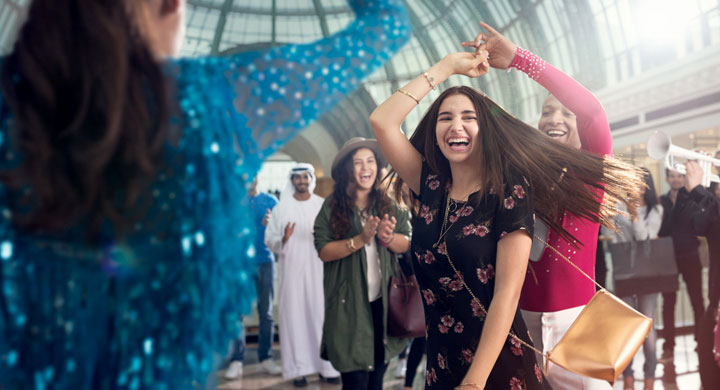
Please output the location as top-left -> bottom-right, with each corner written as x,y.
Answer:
1,0 -> 719,152
181,0 -> 720,133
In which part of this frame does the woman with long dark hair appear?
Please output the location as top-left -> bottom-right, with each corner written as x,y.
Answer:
369,50 -> 642,390
313,138 -> 411,390
462,22 -> 624,389
0,0 -> 411,388
610,168 -> 663,390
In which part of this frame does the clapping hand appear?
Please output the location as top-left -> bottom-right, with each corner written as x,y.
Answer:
361,216 -> 381,245
376,214 -> 397,244
282,222 -> 296,245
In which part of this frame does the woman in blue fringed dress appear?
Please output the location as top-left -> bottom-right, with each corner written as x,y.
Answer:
0,0 -> 411,388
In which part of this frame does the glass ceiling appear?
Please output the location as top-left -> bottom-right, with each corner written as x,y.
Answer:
1,0 -> 719,137
181,0 -> 720,136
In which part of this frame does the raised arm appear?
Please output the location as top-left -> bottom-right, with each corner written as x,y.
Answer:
369,52 -> 489,194
685,161 -> 720,234
463,22 -> 612,156
222,0 -> 412,159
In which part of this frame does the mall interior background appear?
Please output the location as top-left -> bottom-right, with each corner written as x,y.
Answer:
0,0 -> 718,388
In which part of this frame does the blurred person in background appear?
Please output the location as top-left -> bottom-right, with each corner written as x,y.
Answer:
658,169 -> 705,384
265,163 -> 340,386
313,138 -> 411,390
684,160 -> 720,389
610,168 -> 663,390
225,178 -> 281,380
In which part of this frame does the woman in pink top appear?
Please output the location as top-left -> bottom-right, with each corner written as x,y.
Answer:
463,23 -> 614,390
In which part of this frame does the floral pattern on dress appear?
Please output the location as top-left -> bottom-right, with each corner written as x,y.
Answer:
510,337 -> 524,356
422,289 -> 436,305
419,205 -> 436,225
426,174 -> 441,191
459,223 -> 490,238
510,376 -> 526,390
477,264 -> 495,284
410,163 -> 549,390
416,250 -> 436,264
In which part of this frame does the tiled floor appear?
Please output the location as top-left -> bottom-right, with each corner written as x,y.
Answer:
611,335 -> 701,390
216,334 -> 702,390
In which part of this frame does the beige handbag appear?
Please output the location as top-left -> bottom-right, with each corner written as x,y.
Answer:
442,234 -> 652,385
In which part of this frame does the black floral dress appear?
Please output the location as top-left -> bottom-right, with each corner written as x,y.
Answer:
411,163 -> 550,390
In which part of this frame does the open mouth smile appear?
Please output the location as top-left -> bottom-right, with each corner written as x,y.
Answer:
446,137 -> 470,151
545,128 -> 567,138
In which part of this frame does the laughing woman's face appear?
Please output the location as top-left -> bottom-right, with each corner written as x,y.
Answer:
538,95 -> 580,148
352,148 -> 377,192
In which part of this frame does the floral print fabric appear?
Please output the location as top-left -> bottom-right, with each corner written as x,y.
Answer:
411,162 -> 550,390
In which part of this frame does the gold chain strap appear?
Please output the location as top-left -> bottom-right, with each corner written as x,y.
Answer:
532,235 -> 606,292
441,232 -> 609,357
436,189 -> 607,357
441,249 -> 543,356
436,190 -> 543,356
433,195 -> 454,249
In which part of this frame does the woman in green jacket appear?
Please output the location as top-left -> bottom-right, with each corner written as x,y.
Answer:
314,137 -> 412,390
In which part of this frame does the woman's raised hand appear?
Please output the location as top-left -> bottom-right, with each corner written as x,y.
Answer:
442,50 -> 490,78
461,22 -> 517,69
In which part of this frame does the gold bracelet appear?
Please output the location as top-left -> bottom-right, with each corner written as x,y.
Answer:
423,71 -> 437,90
346,238 -> 356,252
396,88 -> 419,104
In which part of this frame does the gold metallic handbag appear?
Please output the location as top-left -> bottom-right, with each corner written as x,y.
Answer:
442,234 -> 652,385
538,238 -> 652,384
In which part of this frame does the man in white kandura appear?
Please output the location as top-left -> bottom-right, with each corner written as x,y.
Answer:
265,163 -> 340,387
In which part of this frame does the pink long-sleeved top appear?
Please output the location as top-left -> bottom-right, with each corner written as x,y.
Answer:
512,48 -> 613,312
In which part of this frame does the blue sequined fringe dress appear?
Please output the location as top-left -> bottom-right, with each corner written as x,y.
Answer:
0,1 -> 411,388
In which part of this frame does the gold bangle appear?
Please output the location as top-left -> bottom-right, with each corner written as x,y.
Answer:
396,88 -> 419,104
346,238 -> 356,252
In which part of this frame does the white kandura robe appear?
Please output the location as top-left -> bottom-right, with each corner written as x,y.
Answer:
264,194 -> 339,379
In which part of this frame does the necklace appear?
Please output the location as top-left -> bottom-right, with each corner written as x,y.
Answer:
432,195 -> 464,249
431,183 -> 481,249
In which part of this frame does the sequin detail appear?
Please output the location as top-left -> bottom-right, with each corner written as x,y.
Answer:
0,0 -> 411,388
510,47 -> 548,81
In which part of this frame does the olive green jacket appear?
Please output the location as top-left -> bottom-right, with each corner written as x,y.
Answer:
313,196 -> 411,372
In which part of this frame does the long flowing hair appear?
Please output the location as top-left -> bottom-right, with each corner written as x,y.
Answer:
639,168 -> 659,219
0,0 -> 171,235
330,148 -> 393,239
390,86 -> 642,245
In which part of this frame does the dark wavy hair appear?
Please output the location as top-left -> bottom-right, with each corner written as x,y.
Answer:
639,168 -> 659,219
390,86 -> 643,246
330,147 -> 393,239
0,0 -> 171,235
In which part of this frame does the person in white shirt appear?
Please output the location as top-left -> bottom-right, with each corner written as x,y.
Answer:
610,168 -> 663,390
265,163 -> 340,387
